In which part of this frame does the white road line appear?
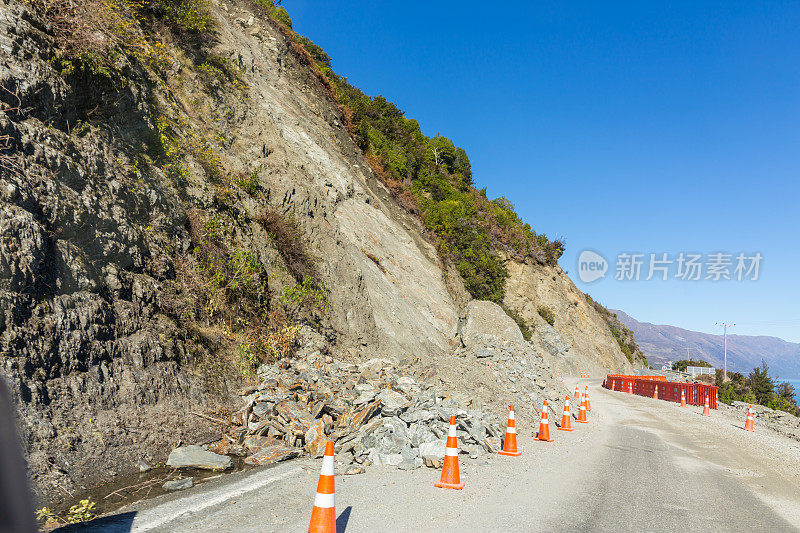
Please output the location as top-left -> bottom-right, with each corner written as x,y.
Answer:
129,466 -> 303,531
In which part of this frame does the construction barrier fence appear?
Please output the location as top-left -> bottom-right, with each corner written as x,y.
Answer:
603,374 -> 718,409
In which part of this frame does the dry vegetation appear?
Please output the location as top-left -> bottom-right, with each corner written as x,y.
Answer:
0,85 -> 22,173
255,209 -> 317,283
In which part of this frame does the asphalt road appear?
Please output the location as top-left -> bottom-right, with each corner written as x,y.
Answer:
77,380 -> 800,532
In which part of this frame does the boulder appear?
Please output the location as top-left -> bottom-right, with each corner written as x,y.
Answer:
163,477 -> 194,491
334,399 -> 382,437
419,439 -> 446,464
252,402 -> 272,419
376,432 -> 406,455
400,445 -> 418,462
407,423 -> 437,447
304,419 -> 327,457
400,409 -> 434,424
378,389 -> 408,417
275,400 -> 314,433
382,417 -> 407,439
166,446 -> 233,470
460,300 -> 525,348
244,442 -> 301,466
244,435 -> 277,454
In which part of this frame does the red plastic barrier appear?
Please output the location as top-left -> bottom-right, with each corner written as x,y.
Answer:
603,374 -> 717,409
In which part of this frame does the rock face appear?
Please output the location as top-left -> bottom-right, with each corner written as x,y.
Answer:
0,0 -> 230,500
504,262 -> 635,374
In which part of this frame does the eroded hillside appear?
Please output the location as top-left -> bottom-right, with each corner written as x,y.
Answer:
0,0 -> 638,505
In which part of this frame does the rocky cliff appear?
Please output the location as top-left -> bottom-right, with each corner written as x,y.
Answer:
504,261 -> 636,375
0,0 -> 634,504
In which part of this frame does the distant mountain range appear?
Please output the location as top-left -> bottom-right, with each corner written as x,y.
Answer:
612,310 -> 800,379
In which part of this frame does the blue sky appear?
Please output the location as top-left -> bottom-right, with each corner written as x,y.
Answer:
284,1 -> 800,342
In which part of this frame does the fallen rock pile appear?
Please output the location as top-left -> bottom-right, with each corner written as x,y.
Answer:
199,353 -> 507,472
165,306 -> 575,476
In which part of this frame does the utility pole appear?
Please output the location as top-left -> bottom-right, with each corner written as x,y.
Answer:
715,322 -> 735,381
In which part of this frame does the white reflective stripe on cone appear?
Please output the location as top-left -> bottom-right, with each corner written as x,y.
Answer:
506,427 -> 516,434
508,411 -> 515,420
320,456 -> 334,476
445,447 -> 458,457
448,424 -> 457,438
313,492 -> 335,509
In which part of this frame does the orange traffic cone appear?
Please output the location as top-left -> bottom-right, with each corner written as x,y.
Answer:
435,415 -> 465,489
574,383 -> 580,398
744,405 -> 754,431
558,396 -> 574,431
577,392 -> 588,423
611,379 -> 615,391
308,440 -> 336,533
702,395 -> 710,416
499,405 -> 522,456
680,389 -> 687,408
584,386 -> 592,412
653,385 -> 658,400
537,400 -> 554,442
628,382 -> 633,394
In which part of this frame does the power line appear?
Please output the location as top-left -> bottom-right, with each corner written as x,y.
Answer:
732,319 -> 800,326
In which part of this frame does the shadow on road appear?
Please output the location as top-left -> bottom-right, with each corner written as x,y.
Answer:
53,511 -> 137,532
337,506 -> 352,532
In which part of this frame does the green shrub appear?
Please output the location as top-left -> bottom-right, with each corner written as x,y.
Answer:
537,305 -> 555,326
672,359 -> 712,372
203,214 -> 227,240
715,363 -> 799,417
158,0 -> 215,33
280,276 -> 329,317
293,36 -> 331,67
234,167 -> 261,196
67,499 -> 96,524
253,0 -> 292,28
270,6 -> 292,27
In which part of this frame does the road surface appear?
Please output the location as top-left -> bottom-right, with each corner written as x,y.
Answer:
73,381 -> 800,532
